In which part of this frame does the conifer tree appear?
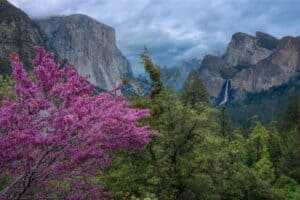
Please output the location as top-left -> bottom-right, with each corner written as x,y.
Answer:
280,95 -> 300,181
140,47 -> 162,100
181,69 -> 209,106
280,95 -> 300,133
246,123 -> 270,166
219,106 -> 232,138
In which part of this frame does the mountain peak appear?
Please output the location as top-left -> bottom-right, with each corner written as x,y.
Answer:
224,32 -> 273,66
231,32 -> 255,42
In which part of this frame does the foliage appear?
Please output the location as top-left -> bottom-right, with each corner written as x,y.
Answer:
245,123 -> 270,166
103,51 -> 295,199
149,91 -> 221,199
104,90 -> 222,199
275,176 -> 300,199
254,157 -> 276,184
1,47 -> 299,199
278,95 -> 300,182
0,59 -> 12,79
280,95 -> 300,133
0,75 -> 15,100
140,47 -> 163,100
0,47 -> 157,199
181,69 -> 209,106
105,90 -> 288,199
218,106 -> 232,137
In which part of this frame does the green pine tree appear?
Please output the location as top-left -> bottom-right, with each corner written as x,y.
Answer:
246,123 -> 270,167
280,95 -> 300,133
219,106 -> 232,138
181,69 -> 209,107
279,95 -> 300,182
140,47 -> 163,100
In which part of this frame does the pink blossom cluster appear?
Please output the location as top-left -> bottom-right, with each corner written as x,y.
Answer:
0,47 -> 157,199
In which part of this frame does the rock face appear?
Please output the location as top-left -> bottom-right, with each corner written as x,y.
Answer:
223,32 -> 274,66
35,14 -> 132,90
0,0 -> 46,73
0,0 -> 132,90
199,31 -> 300,104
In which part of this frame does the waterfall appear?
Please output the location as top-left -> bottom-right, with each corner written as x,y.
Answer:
218,80 -> 230,107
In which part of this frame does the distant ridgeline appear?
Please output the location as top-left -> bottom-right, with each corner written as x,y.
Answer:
0,0 -> 132,91
189,31 -> 300,129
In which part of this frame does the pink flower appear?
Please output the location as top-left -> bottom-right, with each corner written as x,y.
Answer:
0,47 -> 158,199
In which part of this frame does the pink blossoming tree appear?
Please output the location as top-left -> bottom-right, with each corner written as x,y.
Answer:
0,47 -> 157,199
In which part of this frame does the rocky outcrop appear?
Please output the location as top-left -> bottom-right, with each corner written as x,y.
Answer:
223,32 -> 274,66
0,0 -> 46,73
35,14 -> 132,90
199,31 -> 300,104
231,36 -> 300,95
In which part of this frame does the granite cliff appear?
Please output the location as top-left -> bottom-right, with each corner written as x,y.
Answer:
199,31 -> 300,104
35,15 -> 132,90
0,0 -> 132,90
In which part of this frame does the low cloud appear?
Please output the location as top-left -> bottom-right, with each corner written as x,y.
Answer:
10,0 -> 300,74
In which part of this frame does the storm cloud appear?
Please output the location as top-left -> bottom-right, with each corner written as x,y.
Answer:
9,0 -> 300,74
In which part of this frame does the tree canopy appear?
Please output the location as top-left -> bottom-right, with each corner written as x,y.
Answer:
0,47 -> 157,199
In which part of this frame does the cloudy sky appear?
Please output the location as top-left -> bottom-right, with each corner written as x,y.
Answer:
9,0 -> 300,74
